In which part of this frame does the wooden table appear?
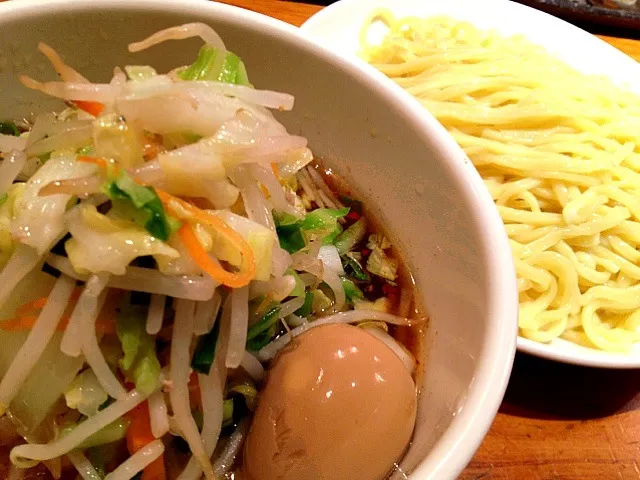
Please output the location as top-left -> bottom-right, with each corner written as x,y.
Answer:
218,1 -> 640,479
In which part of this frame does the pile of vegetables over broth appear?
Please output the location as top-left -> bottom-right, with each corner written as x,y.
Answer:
0,23 -> 422,480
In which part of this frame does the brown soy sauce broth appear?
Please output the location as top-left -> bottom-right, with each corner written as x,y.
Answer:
308,160 -> 427,480
309,159 -> 426,381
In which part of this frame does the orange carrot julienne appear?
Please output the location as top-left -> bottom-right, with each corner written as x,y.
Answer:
188,371 -> 201,410
156,191 -> 256,287
0,315 -> 45,331
16,298 -> 47,316
271,162 -> 280,178
16,288 -> 82,317
77,155 -> 257,288
0,314 -> 116,334
73,100 -> 104,117
178,221 -> 254,288
126,401 -> 166,480
77,155 -> 109,169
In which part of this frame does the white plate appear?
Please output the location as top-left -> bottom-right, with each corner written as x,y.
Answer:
301,0 -> 640,369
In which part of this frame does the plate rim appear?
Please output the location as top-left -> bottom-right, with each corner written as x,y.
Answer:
300,0 -> 640,370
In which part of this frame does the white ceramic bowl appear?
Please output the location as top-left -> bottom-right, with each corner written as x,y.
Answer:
0,0 -> 518,478
301,0 -> 640,370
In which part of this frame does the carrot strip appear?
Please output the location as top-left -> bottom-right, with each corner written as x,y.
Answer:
0,315 -> 42,331
177,222 -> 251,289
160,194 -> 256,288
188,371 -> 201,410
77,156 -> 109,169
77,156 -> 257,288
16,288 -> 82,317
0,314 -> 115,334
271,162 -> 280,178
16,298 -> 47,316
73,100 -> 104,117
126,401 -> 166,480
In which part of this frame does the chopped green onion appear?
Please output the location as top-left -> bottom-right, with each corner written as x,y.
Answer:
104,171 -> 180,241
124,65 -> 158,82
342,253 -> 370,281
274,212 -> 305,254
274,208 -> 349,253
341,277 -> 364,304
246,324 -> 277,352
178,45 -> 252,86
229,383 -> 258,411
302,208 -> 348,246
301,207 -> 349,231
0,121 -> 19,136
246,306 -> 281,351
295,291 -> 313,317
322,223 -> 343,245
311,289 -> 333,314
222,399 -> 234,428
72,417 -> 131,450
334,217 -> 367,255
0,194 -> 7,208
86,445 -> 114,478
285,269 -> 305,298
77,145 -> 95,156
192,317 -> 221,375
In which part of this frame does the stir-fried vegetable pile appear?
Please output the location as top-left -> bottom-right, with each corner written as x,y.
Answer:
0,22 -> 419,480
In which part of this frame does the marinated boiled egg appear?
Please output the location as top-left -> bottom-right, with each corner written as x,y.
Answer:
244,323 -> 417,480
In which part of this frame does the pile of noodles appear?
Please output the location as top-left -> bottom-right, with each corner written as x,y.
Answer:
360,9 -> 640,353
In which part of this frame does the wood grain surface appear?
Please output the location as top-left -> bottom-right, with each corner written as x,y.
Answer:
215,1 -> 640,479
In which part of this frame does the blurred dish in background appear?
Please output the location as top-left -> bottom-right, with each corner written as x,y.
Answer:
512,0 -> 640,30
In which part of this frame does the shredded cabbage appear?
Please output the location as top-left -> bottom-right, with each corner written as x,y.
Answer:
12,156 -> 97,254
311,289 -> 333,314
104,170 -> 180,241
65,204 -> 179,275
366,234 -> 398,281
194,210 -> 275,282
124,65 -> 158,82
0,184 -> 24,267
93,113 -> 145,168
354,297 -> 391,313
64,369 -> 108,417
115,305 -> 161,395
178,45 -> 251,86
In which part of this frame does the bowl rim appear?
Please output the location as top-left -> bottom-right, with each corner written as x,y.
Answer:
0,0 -> 519,478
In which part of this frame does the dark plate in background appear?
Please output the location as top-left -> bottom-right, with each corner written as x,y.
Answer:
504,0 -> 640,35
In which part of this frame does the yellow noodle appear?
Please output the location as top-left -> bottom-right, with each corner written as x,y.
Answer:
360,11 -> 640,352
